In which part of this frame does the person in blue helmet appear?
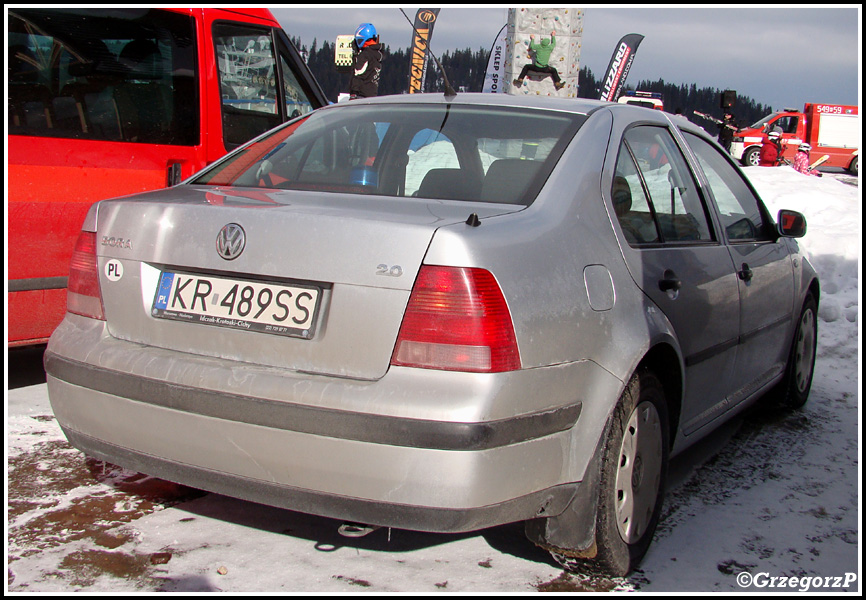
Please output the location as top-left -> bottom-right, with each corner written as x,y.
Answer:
350,22 -> 383,99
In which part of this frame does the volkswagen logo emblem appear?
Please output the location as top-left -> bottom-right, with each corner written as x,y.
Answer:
216,223 -> 245,260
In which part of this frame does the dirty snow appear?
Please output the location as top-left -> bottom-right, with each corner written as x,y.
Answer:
5,166 -> 861,593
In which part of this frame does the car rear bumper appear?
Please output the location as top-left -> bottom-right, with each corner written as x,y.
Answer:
57,425 -> 579,533
45,315 -> 623,532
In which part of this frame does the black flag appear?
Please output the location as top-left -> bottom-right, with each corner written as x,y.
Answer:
598,33 -> 644,102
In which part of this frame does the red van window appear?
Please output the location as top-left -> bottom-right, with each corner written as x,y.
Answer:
213,23 -> 281,149
213,23 -> 317,150
8,8 -> 198,145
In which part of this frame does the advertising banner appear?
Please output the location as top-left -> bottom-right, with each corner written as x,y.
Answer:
408,8 -> 440,93
598,33 -> 644,102
334,34 -> 354,73
482,25 -> 508,93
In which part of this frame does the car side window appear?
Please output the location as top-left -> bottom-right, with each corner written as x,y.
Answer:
771,115 -> 798,135
278,53 -> 314,120
214,24 -> 286,150
612,126 -> 713,245
612,144 -> 660,244
683,132 -> 775,242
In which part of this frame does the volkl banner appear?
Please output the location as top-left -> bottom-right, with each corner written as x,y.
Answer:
598,33 -> 644,102
408,8 -> 441,94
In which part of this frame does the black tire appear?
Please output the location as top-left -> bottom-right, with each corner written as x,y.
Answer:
552,369 -> 669,577
777,293 -> 818,408
742,146 -> 761,167
848,156 -> 858,176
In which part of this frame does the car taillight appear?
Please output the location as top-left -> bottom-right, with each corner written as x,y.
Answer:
67,231 -> 105,320
391,266 -> 521,373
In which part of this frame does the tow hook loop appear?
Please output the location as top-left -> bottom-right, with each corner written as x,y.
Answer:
338,522 -> 381,538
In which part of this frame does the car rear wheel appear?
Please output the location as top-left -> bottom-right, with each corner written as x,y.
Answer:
551,369 -> 669,577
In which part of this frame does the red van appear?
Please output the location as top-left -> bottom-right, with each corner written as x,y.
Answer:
8,8 -> 327,346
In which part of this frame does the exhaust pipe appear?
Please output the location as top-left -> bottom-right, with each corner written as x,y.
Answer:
337,522 -> 381,538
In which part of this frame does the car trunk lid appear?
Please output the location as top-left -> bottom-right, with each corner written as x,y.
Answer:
94,186 -> 521,380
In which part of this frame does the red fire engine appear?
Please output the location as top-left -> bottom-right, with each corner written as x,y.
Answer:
731,103 -> 858,173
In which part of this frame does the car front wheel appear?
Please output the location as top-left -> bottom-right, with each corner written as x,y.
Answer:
778,293 -> 818,408
551,369 -> 669,577
742,146 -> 761,167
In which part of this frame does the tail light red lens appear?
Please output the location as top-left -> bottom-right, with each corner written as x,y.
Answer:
67,231 -> 105,320
391,266 -> 521,373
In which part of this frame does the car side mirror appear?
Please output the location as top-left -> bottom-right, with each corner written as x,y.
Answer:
777,209 -> 807,238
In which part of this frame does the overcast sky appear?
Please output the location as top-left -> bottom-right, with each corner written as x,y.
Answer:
273,5 -> 861,113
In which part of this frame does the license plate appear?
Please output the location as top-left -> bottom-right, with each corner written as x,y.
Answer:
152,271 -> 320,338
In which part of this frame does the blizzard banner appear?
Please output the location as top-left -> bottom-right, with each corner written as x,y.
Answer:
598,33 -> 644,102
409,8 -> 440,94
482,24 -> 508,93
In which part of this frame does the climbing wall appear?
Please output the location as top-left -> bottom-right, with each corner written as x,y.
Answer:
505,7 -> 584,98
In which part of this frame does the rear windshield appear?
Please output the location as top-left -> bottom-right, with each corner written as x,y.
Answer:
192,104 -> 585,205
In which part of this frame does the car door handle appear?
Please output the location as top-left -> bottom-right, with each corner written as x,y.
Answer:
658,270 -> 682,292
738,263 -> 753,282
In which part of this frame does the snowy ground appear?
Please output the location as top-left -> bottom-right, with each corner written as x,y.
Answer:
5,166 -> 860,593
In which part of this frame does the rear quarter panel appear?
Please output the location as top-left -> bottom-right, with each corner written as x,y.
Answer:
425,108 -> 671,389
424,107 -> 683,486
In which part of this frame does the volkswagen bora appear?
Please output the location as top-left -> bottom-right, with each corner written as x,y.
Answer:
46,93 -> 819,576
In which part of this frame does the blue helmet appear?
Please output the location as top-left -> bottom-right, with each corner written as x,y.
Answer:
355,23 -> 377,46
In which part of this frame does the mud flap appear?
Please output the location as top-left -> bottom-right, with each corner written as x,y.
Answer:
524,416 -> 609,557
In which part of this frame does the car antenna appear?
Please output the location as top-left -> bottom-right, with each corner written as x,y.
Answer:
399,8 -> 457,98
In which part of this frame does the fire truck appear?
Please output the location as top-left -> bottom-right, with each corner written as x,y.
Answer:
731,103 -> 858,173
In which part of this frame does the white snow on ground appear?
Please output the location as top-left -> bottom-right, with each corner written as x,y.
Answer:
6,166 -> 860,593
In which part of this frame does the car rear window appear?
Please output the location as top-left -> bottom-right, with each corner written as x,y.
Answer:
192,103 -> 585,205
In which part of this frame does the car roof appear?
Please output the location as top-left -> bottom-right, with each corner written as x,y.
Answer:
325,93 -> 709,137
327,92 -> 606,115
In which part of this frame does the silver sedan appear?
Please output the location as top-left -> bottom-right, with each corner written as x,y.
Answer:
45,93 -> 819,576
